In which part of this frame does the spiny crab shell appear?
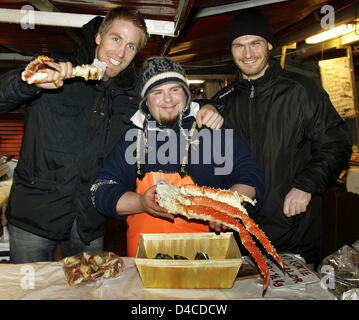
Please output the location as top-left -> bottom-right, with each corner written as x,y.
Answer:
156,183 -> 284,296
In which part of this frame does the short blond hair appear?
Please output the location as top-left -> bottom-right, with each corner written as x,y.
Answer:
98,7 -> 149,51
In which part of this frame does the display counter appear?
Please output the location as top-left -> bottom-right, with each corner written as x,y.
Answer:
322,167 -> 359,259
0,256 -> 335,300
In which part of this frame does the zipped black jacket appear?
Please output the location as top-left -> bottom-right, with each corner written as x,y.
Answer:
0,17 -> 141,244
213,58 -> 352,264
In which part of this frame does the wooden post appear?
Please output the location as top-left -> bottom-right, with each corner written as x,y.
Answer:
280,43 -> 297,69
346,46 -> 359,146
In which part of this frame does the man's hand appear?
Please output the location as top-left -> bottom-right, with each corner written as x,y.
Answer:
35,61 -> 73,90
116,186 -> 174,221
283,187 -> 312,217
140,185 -> 175,221
209,183 -> 256,233
196,104 -> 224,129
209,221 -> 231,233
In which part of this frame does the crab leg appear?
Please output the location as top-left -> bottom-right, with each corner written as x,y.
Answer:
182,196 -> 283,270
71,61 -> 106,81
22,56 -> 107,84
21,55 -> 55,84
179,184 -> 255,214
158,195 -> 270,295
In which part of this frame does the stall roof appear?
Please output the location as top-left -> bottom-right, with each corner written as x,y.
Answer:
0,0 -> 358,73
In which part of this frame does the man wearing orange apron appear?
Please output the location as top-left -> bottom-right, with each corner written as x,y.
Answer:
91,57 -> 264,257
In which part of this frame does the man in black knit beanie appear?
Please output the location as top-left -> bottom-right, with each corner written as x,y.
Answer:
213,9 -> 352,268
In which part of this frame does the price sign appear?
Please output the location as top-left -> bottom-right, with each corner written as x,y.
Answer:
319,56 -> 357,119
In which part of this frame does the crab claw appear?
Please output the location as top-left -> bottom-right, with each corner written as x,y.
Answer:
21,55 -> 55,84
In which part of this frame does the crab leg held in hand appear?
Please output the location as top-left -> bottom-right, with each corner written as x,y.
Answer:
22,55 -> 107,84
179,184 -> 256,214
156,183 -> 277,295
182,195 -> 284,270
158,195 -> 270,295
21,55 -> 55,84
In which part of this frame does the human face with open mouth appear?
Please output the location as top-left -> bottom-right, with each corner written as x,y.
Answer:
146,82 -> 187,127
95,18 -> 142,81
231,35 -> 273,80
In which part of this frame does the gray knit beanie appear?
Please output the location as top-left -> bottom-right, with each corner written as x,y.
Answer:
139,56 -> 191,113
228,9 -> 275,49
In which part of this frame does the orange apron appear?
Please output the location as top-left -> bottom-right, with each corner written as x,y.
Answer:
126,172 -> 210,257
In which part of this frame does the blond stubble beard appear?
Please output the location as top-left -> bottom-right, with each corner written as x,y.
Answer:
237,46 -> 272,80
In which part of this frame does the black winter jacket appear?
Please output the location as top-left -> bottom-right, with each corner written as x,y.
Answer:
0,17 -> 141,244
213,58 -> 352,264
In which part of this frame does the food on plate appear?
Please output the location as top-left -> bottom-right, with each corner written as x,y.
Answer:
156,183 -> 284,296
63,251 -> 124,286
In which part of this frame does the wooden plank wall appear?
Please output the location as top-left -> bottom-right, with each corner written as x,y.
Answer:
0,113 -> 24,159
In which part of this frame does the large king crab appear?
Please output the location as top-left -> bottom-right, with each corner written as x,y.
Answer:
156,183 -> 284,295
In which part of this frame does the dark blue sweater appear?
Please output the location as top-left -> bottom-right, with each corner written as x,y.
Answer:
91,112 -> 264,217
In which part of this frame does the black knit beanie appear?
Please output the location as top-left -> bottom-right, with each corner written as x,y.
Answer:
228,9 -> 275,49
139,56 -> 191,113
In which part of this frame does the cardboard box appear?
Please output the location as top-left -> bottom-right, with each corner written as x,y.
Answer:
135,232 -> 242,288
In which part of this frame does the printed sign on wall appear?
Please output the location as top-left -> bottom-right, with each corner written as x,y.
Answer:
319,56 -> 357,119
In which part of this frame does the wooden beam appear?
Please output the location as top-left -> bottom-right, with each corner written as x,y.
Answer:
194,0 -> 290,18
0,9 -> 176,37
27,0 -> 82,46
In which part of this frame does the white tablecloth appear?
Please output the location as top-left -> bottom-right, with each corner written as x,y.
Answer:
0,257 -> 335,300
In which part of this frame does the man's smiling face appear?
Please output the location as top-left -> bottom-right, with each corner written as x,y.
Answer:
146,82 -> 187,127
95,18 -> 142,81
231,35 -> 272,80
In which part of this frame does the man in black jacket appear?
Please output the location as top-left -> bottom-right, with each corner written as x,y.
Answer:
213,9 -> 352,267
0,7 -> 222,263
